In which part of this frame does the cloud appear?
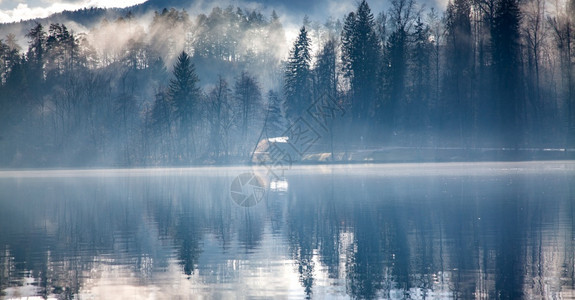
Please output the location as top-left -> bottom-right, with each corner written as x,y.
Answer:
0,0 -> 146,23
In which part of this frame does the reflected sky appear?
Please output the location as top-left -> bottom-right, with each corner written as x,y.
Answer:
1,162 -> 574,299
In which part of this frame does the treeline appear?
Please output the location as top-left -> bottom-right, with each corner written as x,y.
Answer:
0,0 -> 573,167
0,7 -> 284,166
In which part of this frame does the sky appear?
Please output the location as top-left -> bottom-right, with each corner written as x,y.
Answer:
0,0 -> 147,23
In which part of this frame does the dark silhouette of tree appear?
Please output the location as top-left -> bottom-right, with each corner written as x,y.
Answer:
315,39 -> 338,100
547,2 -> 574,147
0,3 -> 573,167
408,16 -> 433,135
382,0 -> 414,133
45,23 -> 78,79
0,38 -> 25,166
426,8 -> 442,129
0,35 -> 21,85
341,1 -> 380,131
492,0 -> 523,147
315,39 -> 340,159
235,71 -> 263,158
284,25 -> 312,122
443,0 -> 473,142
25,23 -> 46,83
522,0 -> 546,142
168,51 -> 201,162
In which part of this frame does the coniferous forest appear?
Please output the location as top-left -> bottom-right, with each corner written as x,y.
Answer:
0,0 -> 574,167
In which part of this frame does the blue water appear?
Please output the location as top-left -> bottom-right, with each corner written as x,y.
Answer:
0,162 -> 574,299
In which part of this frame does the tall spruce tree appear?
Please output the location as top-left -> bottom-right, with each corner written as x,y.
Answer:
284,26 -> 312,122
168,51 -> 201,161
443,0 -> 473,141
341,0 -> 380,126
315,39 -> 338,99
492,0 -> 522,147
409,16 -> 432,133
383,0 -> 414,132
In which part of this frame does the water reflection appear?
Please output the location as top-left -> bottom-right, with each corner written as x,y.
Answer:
0,163 -> 574,299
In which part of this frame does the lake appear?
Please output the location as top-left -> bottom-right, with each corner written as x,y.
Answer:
1,162 -> 574,299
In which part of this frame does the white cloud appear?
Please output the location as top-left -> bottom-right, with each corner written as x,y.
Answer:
0,0 -> 146,23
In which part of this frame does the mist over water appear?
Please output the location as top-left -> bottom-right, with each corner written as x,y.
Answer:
1,0 -> 574,296
1,162 -> 574,299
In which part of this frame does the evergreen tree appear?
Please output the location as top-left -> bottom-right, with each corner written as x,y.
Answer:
341,0 -> 380,126
168,51 -> 201,161
409,16 -> 432,133
46,23 -> 74,78
316,39 -> 338,99
443,0 -> 473,141
25,23 -> 46,87
492,0 -> 522,147
284,26 -> 312,122
316,39 -> 340,159
383,0 -> 414,132
0,35 -> 20,84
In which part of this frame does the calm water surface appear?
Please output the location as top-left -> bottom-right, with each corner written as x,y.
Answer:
0,162 -> 574,299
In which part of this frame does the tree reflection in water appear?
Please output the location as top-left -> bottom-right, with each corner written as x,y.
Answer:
0,164 -> 574,299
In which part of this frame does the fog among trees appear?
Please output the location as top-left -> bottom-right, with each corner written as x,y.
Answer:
0,0 -> 573,167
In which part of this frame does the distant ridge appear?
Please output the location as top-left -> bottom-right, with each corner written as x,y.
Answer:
0,0 -> 285,41
0,0 -> 327,34
0,0 -> 201,40
0,7 -> 128,41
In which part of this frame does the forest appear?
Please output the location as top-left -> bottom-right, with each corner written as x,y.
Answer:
0,0 -> 573,167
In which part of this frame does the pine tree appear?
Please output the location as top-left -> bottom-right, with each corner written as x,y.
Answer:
168,51 -> 201,161
443,0 -> 473,141
341,1 -> 380,125
315,39 -> 338,99
46,23 -> 79,79
409,16 -> 432,132
25,23 -> 46,87
492,0 -> 522,147
383,0 -> 414,131
316,39 -> 340,159
341,12 -> 356,80
0,35 -> 20,84
284,26 -> 312,122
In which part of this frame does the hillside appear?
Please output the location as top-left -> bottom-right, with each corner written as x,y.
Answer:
0,0 -> 335,41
